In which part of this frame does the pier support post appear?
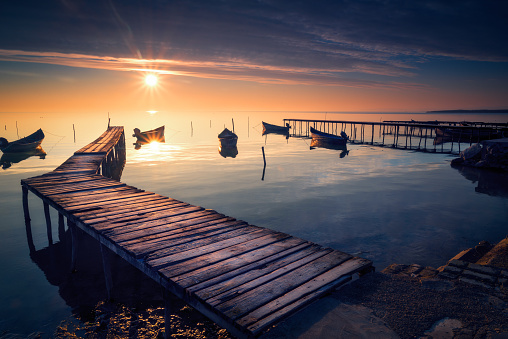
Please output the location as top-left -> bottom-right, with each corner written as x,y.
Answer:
22,186 -> 35,253
100,243 -> 113,300
69,221 -> 78,272
58,213 -> 65,241
43,201 -> 53,245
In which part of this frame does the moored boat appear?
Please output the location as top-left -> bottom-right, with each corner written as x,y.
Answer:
218,128 -> 238,147
0,129 -> 45,153
435,127 -> 506,141
310,127 -> 348,145
262,121 -> 290,135
133,126 -> 165,144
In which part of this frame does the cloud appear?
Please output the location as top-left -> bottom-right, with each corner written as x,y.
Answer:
0,0 -> 506,85
0,49 -> 426,90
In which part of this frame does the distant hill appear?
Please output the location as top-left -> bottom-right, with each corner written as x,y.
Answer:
427,109 -> 508,113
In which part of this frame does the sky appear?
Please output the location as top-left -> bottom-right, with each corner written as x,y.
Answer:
0,0 -> 508,113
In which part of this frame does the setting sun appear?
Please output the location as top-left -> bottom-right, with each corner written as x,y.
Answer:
145,74 -> 158,86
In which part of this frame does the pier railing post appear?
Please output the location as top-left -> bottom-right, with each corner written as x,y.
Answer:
58,213 -> 65,241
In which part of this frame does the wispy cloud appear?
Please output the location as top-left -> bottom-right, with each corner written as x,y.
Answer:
0,49 -> 426,89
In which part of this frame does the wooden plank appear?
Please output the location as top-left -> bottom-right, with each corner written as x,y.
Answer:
127,221 -> 252,259
80,201 -> 191,224
112,216 -> 234,244
57,191 -> 155,209
185,242 -> 312,294
92,209 -> 218,233
156,232 -> 291,278
94,209 -> 219,234
151,228 -> 273,269
214,251 -> 353,320
242,258 -> 373,335
203,246 -> 333,307
174,238 -> 309,290
73,197 -> 181,218
50,186 -> 141,202
83,205 -> 204,226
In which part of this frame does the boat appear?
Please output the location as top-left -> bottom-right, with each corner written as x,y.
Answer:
218,128 -> 238,147
0,147 -> 46,169
133,126 -> 165,144
310,127 -> 348,146
435,127 -> 506,141
0,129 -> 45,153
262,121 -> 290,135
310,139 -> 349,158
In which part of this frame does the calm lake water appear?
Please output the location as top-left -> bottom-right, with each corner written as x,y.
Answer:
1,111 -> 507,337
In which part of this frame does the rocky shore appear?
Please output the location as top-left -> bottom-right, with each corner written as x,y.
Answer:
451,138 -> 508,171
262,236 -> 508,339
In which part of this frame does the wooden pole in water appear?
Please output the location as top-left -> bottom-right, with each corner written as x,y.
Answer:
43,201 -> 53,245
232,118 -> 235,132
371,124 -> 374,144
73,124 -> 76,143
100,243 -> 113,300
22,186 -> 35,254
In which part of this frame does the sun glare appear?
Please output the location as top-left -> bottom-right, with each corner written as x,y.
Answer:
145,74 -> 158,87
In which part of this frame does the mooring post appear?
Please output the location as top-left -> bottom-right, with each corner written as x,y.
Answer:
371,124 -> 374,144
261,147 -> 266,181
22,186 -> 36,253
100,243 -> 113,300
58,213 -> 65,241
43,201 -> 53,245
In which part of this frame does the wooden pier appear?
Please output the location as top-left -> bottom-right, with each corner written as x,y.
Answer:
21,126 -> 373,338
284,118 -> 508,154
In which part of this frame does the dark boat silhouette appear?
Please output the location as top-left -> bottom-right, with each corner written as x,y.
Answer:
133,126 -> 165,143
0,128 -> 44,153
262,121 -> 290,136
218,128 -> 238,147
310,127 -> 348,146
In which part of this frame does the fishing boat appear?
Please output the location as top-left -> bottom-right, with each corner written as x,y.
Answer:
133,126 -> 165,144
262,121 -> 290,135
218,128 -> 238,147
0,129 -> 45,153
435,126 -> 506,141
310,127 -> 348,145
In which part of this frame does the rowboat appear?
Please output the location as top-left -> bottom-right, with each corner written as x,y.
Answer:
133,126 -> 165,144
218,128 -> 238,147
310,127 -> 348,145
262,121 -> 290,135
0,129 -> 45,153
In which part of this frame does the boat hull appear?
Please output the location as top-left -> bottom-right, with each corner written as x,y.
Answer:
262,121 -> 290,135
0,129 -> 45,153
310,127 -> 347,145
133,126 -> 165,144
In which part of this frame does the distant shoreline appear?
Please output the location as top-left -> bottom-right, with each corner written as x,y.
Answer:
426,109 -> 508,114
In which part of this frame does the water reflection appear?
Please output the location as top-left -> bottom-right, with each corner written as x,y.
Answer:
310,139 -> 349,158
218,144 -> 238,158
452,165 -> 508,198
29,230 -> 163,314
0,146 -> 46,169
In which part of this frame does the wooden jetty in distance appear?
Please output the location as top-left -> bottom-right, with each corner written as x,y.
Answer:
284,118 -> 508,154
21,126 -> 373,338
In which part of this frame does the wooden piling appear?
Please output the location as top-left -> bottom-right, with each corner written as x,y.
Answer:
22,186 -> 35,253
43,201 -> 53,245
